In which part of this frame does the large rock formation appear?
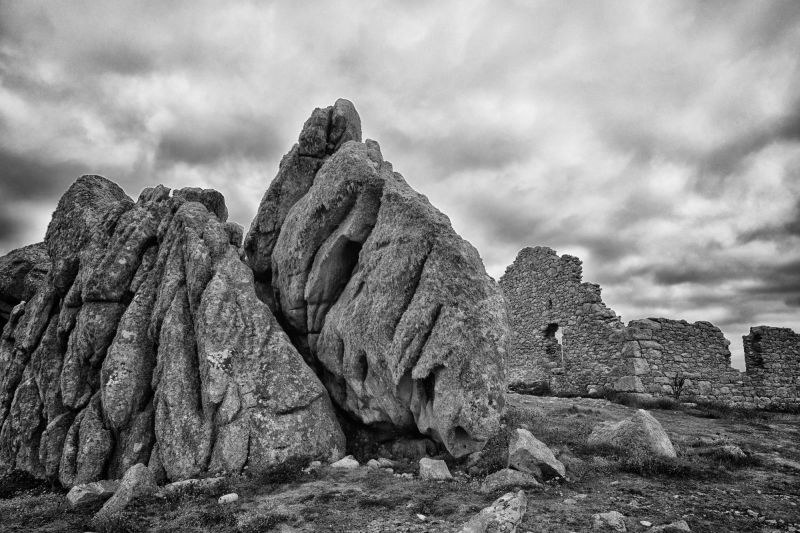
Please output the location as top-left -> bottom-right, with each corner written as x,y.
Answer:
245,99 -> 507,457
0,175 -> 344,486
0,242 -> 50,331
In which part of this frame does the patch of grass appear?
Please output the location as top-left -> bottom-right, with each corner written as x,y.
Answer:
92,511 -> 150,533
0,470 -> 57,499
601,391 -> 682,411
686,401 -> 769,420
238,510 -> 293,532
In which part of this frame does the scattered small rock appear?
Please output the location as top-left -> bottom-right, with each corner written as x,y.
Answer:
218,493 -> 239,504
377,457 -> 395,468
330,455 -> 360,469
419,457 -> 453,480
592,510 -> 627,532
366,459 -> 381,469
160,476 -> 225,496
66,480 -> 120,507
459,490 -> 527,533
650,519 -> 691,532
480,468 -> 541,494
640,520 -> 652,527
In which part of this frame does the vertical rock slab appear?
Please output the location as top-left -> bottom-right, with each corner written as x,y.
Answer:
246,101 -> 507,457
1,173 -> 344,486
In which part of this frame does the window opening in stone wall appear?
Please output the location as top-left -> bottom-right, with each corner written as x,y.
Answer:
544,323 -> 564,365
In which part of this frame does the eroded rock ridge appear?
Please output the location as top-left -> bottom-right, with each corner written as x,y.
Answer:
246,99 -> 508,457
0,175 -> 344,487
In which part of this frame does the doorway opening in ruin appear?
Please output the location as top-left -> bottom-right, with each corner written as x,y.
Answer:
544,323 -> 564,365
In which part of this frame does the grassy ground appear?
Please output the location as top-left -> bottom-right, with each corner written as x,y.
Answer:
2,394 -> 799,532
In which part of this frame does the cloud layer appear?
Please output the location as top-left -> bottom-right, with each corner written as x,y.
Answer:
1,0 -> 798,367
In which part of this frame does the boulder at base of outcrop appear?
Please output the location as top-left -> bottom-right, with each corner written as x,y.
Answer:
93,463 -> 156,520
480,468 -> 540,494
459,490 -> 527,533
418,457 -> 452,480
508,428 -> 565,480
66,479 -> 120,507
0,175 -> 344,487
587,409 -> 676,459
650,520 -> 691,532
330,455 -> 360,469
245,99 -> 507,458
0,242 -> 50,331
592,511 -> 627,532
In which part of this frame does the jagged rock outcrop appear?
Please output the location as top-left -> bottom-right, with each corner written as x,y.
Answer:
245,99 -> 507,457
0,175 -> 344,486
0,242 -> 50,331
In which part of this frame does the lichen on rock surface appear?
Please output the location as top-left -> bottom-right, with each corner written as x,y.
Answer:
0,175 -> 344,486
245,99 -> 508,457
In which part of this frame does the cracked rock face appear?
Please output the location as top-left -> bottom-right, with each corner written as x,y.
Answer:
245,100 -> 507,457
0,242 -> 50,331
0,175 -> 344,486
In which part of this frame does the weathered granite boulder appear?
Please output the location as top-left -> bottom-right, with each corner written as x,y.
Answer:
508,428 -> 566,480
587,409 -> 676,459
93,463 -> 156,520
459,490 -> 527,533
592,511 -> 627,531
66,479 -> 120,507
0,175 -> 344,486
418,457 -> 452,480
245,100 -> 507,458
480,468 -> 540,494
0,242 -> 50,331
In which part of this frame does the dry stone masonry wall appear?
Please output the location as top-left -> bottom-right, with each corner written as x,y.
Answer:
743,326 -> 800,409
499,247 -> 624,394
615,319 -> 758,407
501,246 -> 800,409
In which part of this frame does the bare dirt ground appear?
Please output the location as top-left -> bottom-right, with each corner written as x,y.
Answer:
2,394 -> 799,532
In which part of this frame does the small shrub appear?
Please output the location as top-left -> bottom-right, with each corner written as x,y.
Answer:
670,374 -> 686,400
240,455 -> 311,487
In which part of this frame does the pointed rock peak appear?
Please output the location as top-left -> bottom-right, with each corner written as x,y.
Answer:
298,98 -> 361,158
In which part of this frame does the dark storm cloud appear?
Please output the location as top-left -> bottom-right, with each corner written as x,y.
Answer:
738,198 -> 800,243
0,147 -> 90,201
380,125 -> 531,177
155,115 -> 282,167
0,210 -> 22,243
0,0 -> 798,367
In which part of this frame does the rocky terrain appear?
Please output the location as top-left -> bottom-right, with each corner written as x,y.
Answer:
1,395 -> 799,532
1,100 -> 798,532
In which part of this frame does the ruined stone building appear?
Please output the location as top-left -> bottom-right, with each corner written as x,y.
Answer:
500,246 -> 800,409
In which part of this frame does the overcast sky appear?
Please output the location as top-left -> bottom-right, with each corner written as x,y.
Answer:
1,1 -> 798,368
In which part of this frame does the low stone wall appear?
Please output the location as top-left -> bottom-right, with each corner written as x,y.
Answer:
501,246 -> 800,409
614,318 -> 758,407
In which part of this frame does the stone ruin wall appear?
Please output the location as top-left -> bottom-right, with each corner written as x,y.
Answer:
500,246 -> 800,409
743,326 -> 800,408
500,247 -> 625,394
616,318 -> 758,407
